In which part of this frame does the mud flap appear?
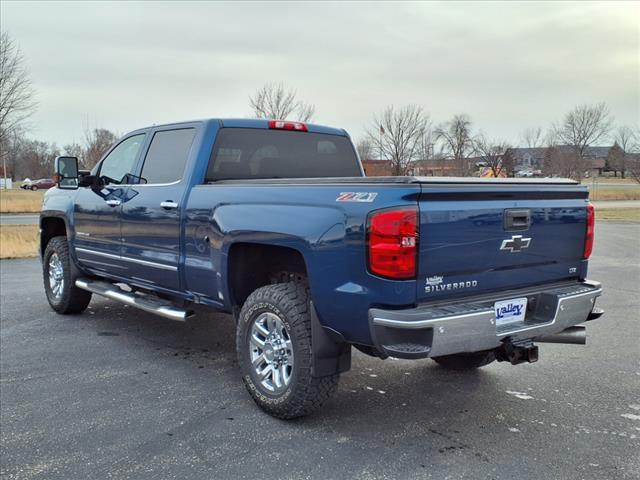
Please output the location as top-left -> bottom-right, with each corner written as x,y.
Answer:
310,301 -> 351,377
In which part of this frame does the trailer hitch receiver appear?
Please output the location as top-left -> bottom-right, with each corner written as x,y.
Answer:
495,338 -> 539,365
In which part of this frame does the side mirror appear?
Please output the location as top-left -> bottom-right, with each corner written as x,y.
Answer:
54,156 -> 79,189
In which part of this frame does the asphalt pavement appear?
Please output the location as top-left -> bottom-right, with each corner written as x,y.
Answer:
1,224 -> 639,480
0,215 -> 40,225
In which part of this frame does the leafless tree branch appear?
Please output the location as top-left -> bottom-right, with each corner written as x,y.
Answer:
434,114 -> 475,176
0,31 -> 37,147
249,83 -> 315,122
521,127 -> 543,148
366,105 -> 430,176
553,103 -> 613,157
356,138 -> 374,161
475,136 -> 513,177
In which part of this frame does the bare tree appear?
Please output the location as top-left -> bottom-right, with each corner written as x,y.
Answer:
629,157 -> 640,184
0,32 -> 36,144
626,126 -> 640,184
0,32 -> 37,187
475,136 -> 512,177
435,114 -> 475,176
554,103 -> 612,154
417,127 -> 435,160
63,142 -> 85,166
550,103 -> 613,180
356,138 -> 374,161
609,126 -> 637,178
249,83 -> 315,122
83,128 -> 117,168
543,145 -> 583,180
367,105 -> 429,176
521,127 -> 543,148
10,139 -> 59,179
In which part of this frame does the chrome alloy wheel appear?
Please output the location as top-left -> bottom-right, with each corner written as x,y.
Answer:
249,312 -> 294,394
48,252 -> 65,299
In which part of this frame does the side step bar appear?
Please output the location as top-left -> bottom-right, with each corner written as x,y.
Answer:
75,279 -> 193,321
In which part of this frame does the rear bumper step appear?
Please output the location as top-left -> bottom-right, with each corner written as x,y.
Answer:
75,279 -> 193,321
369,280 -> 602,359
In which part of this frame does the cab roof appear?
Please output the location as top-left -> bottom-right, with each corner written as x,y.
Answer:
128,118 -> 349,137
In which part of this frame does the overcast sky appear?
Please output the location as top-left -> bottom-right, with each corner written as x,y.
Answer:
2,1 -> 638,148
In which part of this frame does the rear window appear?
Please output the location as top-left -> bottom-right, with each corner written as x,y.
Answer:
141,128 -> 196,184
206,128 -> 361,181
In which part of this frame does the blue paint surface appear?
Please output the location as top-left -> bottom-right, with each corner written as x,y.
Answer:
42,118 -> 591,346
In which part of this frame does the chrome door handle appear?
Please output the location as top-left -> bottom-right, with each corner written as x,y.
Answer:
160,201 -> 179,209
106,199 -> 121,207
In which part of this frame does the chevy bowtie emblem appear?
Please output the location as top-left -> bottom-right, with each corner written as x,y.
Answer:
500,235 -> 531,253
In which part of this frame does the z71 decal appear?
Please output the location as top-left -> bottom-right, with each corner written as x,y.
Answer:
336,192 -> 378,203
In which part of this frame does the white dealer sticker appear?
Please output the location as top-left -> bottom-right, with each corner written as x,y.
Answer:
494,297 -> 528,326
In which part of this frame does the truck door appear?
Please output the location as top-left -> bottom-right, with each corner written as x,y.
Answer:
74,133 -> 147,274
119,127 -> 197,292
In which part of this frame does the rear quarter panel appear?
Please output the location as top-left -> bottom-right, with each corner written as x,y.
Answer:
184,183 -> 421,344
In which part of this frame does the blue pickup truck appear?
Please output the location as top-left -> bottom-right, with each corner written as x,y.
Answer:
41,118 -> 603,418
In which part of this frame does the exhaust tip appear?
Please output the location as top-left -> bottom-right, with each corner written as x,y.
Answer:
535,325 -> 586,345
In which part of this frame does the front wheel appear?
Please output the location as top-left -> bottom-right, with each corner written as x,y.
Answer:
432,350 -> 496,370
236,281 -> 339,419
43,236 -> 92,314
30,185 -> 38,191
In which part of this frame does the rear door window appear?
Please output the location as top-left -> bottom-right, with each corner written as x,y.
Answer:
141,128 -> 196,184
206,128 -> 361,181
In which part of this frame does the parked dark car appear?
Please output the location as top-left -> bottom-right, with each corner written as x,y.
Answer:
25,178 -> 56,190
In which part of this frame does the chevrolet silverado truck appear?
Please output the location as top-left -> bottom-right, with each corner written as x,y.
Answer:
41,118 -> 603,419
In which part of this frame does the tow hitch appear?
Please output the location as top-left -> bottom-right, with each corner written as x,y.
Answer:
495,338 -> 539,365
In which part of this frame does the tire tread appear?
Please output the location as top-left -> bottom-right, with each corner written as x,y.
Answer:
237,281 -> 339,419
43,236 -> 92,314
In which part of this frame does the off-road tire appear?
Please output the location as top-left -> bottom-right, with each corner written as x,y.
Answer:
432,350 -> 496,370
43,236 -> 92,314
237,281 -> 339,419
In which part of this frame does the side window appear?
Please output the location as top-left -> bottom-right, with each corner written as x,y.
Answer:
141,128 -> 196,184
99,134 -> 145,183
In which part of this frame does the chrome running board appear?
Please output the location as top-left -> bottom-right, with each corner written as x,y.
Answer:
75,278 -> 193,321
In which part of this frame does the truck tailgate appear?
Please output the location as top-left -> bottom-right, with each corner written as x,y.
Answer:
416,180 -> 590,302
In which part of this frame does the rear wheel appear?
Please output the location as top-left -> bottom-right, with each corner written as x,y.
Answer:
43,236 -> 92,314
237,281 -> 339,419
432,350 -> 496,370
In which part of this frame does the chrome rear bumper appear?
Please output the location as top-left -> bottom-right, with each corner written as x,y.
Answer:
368,280 -> 602,359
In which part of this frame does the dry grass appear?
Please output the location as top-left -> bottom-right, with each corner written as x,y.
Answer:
0,189 -> 45,213
596,208 -> 640,223
589,187 -> 640,201
0,225 -> 39,259
583,177 -> 639,184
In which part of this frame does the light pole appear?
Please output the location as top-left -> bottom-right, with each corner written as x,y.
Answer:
2,153 -> 7,190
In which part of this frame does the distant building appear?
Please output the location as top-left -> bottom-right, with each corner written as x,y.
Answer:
510,146 -> 615,176
361,158 -> 458,177
510,147 -> 546,170
361,159 -> 393,176
361,146 -> 626,178
410,159 -> 458,176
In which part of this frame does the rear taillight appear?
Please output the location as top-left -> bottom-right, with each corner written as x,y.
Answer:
583,203 -> 595,259
268,120 -> 308,132
367,207 -> 418,280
